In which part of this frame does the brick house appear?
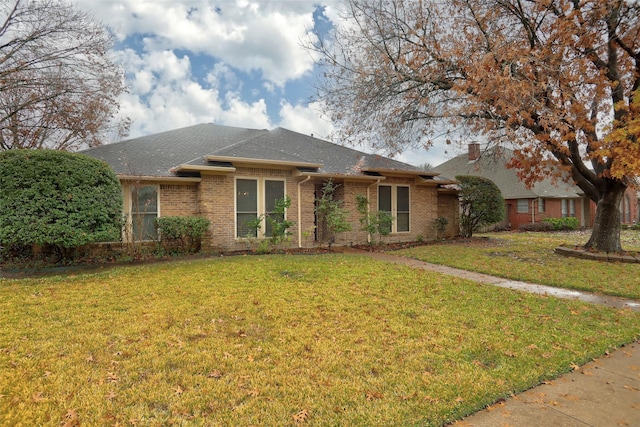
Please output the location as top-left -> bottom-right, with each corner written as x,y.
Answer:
83,124 -> 459,250
433,144 -> 638,230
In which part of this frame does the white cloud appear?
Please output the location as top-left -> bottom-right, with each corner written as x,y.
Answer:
278,100 -> 334,139
80,0 -> 320,85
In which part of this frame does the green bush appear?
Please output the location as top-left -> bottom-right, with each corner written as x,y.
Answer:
155,216 -> 210,252
0,149 -> 123,259
455,175 -> 505,238
543,217 -> 579,231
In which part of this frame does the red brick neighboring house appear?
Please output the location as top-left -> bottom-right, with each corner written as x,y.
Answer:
83,124 -> 459,250
433,144 -> 638,230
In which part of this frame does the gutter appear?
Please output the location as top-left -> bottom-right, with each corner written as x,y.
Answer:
297,175 -> 312,248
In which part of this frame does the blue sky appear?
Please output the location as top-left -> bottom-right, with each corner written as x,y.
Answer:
77,0 -> 455,166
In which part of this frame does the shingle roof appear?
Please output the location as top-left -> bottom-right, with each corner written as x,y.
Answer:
83,123 -> 425,178
433,147 -> 583,199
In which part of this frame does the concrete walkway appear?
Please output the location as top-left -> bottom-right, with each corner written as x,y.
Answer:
338,248 -> 640,426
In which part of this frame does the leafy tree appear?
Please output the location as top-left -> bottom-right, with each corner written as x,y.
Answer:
312,0 -> 639,253
0,0 -> 128,151
0,149 -> 123,258
456,175 -> 505,238
315,179 -> 352,246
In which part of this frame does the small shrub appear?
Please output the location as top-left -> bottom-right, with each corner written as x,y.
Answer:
519,222 -> 554,232
315,180 -> 351,246
155,216 -> 210,252
543,217 -> 579,231
356,194 -> 393,244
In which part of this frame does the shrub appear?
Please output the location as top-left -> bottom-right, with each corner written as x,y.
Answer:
315,180 -> 351,246
0,149 -> 123,259
356,194 -> 393,244
519,221 -> 554,232
543,217 -> 579,231
455,175 -> 505,238
155,216 -> 210,252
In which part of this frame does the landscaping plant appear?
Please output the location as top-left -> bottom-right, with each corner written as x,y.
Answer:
0,149 -> 123,260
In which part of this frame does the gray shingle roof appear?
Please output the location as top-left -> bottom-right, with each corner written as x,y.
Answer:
83,124 -> 424,178
433,147 -> 582,199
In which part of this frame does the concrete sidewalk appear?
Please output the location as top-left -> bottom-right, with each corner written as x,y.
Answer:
451,341 -> 640,427
337,248 -> 640,426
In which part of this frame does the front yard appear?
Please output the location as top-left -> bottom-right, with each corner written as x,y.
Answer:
1,253 -> 639,426
395,230 -> 640,300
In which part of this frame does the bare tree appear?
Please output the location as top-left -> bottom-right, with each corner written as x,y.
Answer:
311,0 -> 640,253
0,0 -> 129,151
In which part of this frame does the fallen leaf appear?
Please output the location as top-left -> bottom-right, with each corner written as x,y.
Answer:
207,370 -> 223,379
246,389 -> 260,397
293,409 -> 309,423
366,391 -> 383,401
61,409 -> 79,427
570,363 -> 580,371
32,392 -> 45,402
623,385 -> 639,392
174,385 -> 184,395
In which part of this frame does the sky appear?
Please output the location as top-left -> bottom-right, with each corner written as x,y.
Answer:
76,0 -> 459,167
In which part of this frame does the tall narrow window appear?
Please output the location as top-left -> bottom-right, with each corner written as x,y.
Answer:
378,185 -> 410,233
265,180 -> 285,237
131,185 -> 158,240
236,179 -> 258,238
396,186 -> 410,232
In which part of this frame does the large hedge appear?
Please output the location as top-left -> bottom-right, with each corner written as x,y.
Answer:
0,149 -> 123,256
456,175 -> 505,238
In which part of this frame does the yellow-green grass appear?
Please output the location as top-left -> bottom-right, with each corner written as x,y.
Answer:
1,254 -> 638,426
395,230 -> 640,300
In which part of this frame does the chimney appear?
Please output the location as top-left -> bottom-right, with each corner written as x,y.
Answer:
468,143 -> 480,161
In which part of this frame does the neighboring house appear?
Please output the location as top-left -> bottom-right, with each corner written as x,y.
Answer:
83,123 -> 459,250
433,144 -> 638,230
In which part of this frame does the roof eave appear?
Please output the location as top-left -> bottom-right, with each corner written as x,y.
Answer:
172,164 -> 237,175
118,174 -> 202,183
206,155 -> 323,169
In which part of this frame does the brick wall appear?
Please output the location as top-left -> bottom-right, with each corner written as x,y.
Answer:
149,173 -> 461,251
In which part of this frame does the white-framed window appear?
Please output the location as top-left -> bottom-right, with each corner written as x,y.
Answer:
516,199 -> 529,214
131,185 -> 159,241
538,198 -> 545,213
378,185 -> 410,233
562,199 -> 576,218
236,178 -> 286,238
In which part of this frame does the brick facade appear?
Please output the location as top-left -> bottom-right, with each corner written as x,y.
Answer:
121,171 -> 460,251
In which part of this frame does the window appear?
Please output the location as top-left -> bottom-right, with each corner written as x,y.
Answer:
236,178 -> 286,238
538,198 -> 545,213
562,199 -> 576,218
378,185 -> 410,233
131,185 -> 159,240
516,199 -> 529,214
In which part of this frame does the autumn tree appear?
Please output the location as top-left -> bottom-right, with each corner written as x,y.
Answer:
0,0 -> 128,151
312,0 -> 640,253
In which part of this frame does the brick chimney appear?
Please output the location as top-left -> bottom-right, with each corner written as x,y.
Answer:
468,143 -> 481,161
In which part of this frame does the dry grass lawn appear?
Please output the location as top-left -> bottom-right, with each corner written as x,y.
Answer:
1,254 -> 638,426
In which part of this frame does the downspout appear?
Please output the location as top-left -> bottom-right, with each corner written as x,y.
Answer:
297,175 -> 312,248
531,199 -> 535,224
367,179 -> 382,244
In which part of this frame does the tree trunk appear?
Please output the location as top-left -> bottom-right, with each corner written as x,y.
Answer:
584,186 -> 625,253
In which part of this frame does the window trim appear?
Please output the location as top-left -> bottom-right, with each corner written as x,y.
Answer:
235,177 -> 287,239
378,184 -> 411,233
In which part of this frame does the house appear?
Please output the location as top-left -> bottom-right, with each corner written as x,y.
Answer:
433,144 -> 638,230
83,123 -> 459,250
